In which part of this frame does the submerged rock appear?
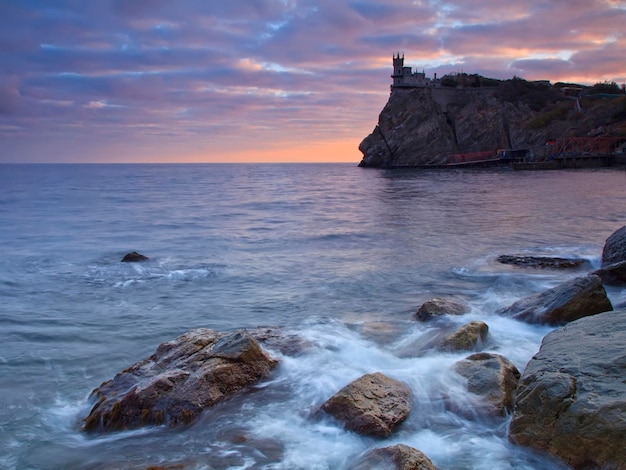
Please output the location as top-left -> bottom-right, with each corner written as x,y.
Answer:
440,321 -> 488,352
496,255 -> 589,270
415,297 -> 469,321
498,274 -> 612,325
83,329 -> 277,432
350,444 -> 436,470
509,309 -> 626,469
601,225 -> 626,267
454,353 -> 520,416
321,372 -> 412,438
121,251 -> 149,262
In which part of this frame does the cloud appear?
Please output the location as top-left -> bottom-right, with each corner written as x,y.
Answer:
0,75 -> 22,114
0,0 -> 624,162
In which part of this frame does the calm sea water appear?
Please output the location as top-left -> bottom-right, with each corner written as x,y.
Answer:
1,163 -> 625,469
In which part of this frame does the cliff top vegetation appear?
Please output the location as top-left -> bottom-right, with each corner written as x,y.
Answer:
438,74 -> 626,133
440,72 -> 625,95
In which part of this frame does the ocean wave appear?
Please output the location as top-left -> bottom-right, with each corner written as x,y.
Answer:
83,259 -> 227,288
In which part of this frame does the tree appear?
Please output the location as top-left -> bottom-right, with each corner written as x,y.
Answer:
441,75 -> 458,88
590,81 -> 622,95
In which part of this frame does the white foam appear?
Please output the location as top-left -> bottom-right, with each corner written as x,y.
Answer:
245,315 -> 569,468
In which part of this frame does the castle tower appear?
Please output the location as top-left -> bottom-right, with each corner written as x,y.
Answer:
392,53 -> 404,86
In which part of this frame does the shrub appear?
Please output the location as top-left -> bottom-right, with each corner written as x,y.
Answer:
526,103 -> 570,129
590,81 -> 622,95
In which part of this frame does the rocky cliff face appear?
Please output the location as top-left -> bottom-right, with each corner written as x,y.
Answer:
358,85 -> 625,168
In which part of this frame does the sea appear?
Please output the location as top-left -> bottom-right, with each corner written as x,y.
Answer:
1,163 -> 625,470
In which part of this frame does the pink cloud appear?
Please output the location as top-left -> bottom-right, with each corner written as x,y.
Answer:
0,75 -> 22,115
1,1 -> 624,162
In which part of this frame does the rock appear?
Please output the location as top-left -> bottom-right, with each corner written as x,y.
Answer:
498,274 -> 613,325
440,321 -> 488,352
509,309 -> 626,469
247,326 -> 311,356
121,251 -> 149,262
350,444 -> 437,470
358,86 -> 539,168
496,255 -> 589,270
321,372 -> 412,437
83,329 -> 278,432
587,126 -> 606,137
454,353 -> 520,416
594,259 -> 626,286
415,297 -> 469,321
143,463 -> 187,470
601,225 -> 626,267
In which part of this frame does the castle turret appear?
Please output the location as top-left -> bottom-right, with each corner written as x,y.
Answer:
392,53 -> 404,86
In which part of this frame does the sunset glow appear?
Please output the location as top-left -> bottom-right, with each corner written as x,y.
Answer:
1,1 -> 625,163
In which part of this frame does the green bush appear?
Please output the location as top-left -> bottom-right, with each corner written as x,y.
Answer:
497,77 -> 565,110
526,103 -> 570,129
611,96 -> 626,121
441,76 -> 458,88
590,81 -> 622,95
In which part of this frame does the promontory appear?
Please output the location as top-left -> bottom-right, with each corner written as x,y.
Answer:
358,54 -> 626,168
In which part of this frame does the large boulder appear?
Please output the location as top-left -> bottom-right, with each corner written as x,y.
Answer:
454,353 -> 520,416
440,321 -> 488,352
350,444 -> 437,470
509,309 -> 626,469
601,225 -> 626,267
498,274 -> 613,325
321,372 -> 412,437
83,329 -> 278,432
415,297 -> 469,321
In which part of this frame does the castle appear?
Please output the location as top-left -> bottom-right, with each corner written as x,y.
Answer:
391,53 -> 441,90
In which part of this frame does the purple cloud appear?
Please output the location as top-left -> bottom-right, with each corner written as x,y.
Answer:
0,0 -> 624,162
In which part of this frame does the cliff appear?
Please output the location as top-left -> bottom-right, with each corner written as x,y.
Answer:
358,81 -> 626,168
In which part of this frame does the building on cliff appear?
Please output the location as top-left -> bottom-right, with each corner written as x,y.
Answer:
391,53 -> 441,92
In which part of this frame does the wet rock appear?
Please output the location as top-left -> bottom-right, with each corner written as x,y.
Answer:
496,255 -> 589,270
350,444 -> 437,470
144,464 -> 187,470
440,321 -> 488,352
121,251 -> 149,262
454,353 -> 520,416
83,329 -> 278,432
509,309 -> 626,469
354,320 -> 408,345
415,297 -> 469,321
247,326 -> 311,356
601,225 -> 626,267
498,274 -> 613,325
594,259 -> 626,286
321,372 -> 412,438
393,325 -> 458,358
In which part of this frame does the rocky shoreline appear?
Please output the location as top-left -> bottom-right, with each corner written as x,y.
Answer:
84,227 -> 626,469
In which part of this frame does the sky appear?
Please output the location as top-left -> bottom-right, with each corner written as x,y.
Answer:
1,0 -> 625,164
